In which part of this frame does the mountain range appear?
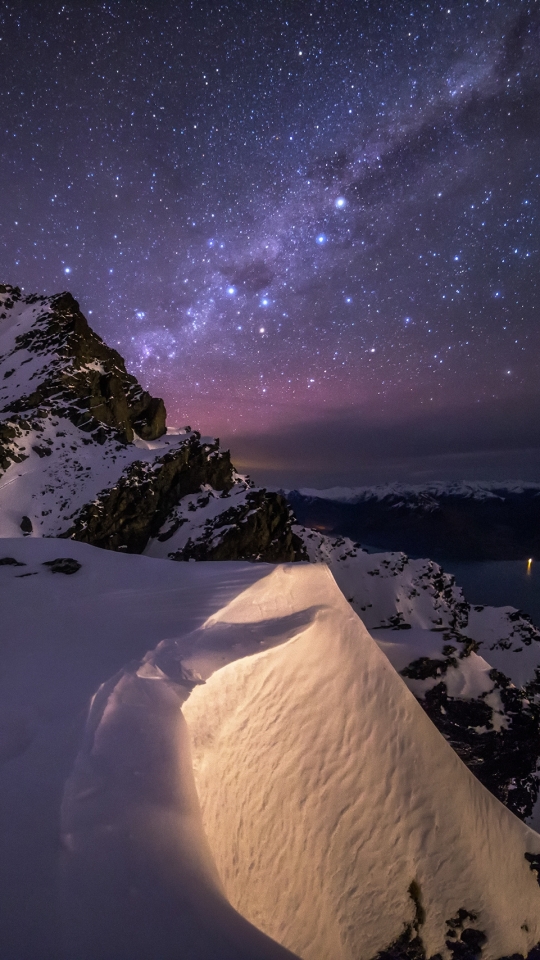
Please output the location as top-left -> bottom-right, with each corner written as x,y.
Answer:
0,284 -> 302,561
1,284 -> 540,960
286,483 -> 540,561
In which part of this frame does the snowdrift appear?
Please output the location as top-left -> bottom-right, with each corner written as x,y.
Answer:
1,539 -> 540,959
299,527 -> 540,825
183,565 -> 540,960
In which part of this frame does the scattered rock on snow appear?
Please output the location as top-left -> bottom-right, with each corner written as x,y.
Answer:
42,557 -> 82,575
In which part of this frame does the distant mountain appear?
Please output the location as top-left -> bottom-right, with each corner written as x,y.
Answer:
0,284 -> 303,561
286,482 -> 540,560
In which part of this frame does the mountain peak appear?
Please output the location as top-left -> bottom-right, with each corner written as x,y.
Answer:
0,285 -> 304,561
1,285 -> 166,445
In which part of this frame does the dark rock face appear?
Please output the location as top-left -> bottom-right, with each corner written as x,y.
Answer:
373,893 -> 540,960
64,434 -> 235,553
417,667 -> 540,821
0,419 -> 27,471
2,287 -> 166,444
168,489 -> 306,562
525,853 -> 540,886
373,882 -> 427,960
0,283 -> 303,562
65,441 -> 305,560
42,558 -> 82,575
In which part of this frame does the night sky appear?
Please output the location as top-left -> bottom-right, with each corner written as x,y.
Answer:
1,1 -> 539,487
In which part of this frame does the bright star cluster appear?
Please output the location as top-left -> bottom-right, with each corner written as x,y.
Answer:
0,1 -> 539,479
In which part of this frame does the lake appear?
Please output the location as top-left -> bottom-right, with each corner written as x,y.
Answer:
440,559 -> 540,627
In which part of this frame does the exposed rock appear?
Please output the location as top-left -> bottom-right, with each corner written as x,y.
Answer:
419,668 -> 540,821
42,558 -> 82,575
168,489 -> 305,562
525,853 -> 540,886
2,288 -> 166,443
373,882 -> 426,960
62,433 -> 234,553
296,525 -> 540,823
0,284 -> 302,562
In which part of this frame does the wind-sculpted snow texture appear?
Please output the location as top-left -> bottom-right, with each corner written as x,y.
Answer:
0,284 -> 302,560
298,526 -> 540,826
0,538 -> 301,959
2,539 -> 539,960
61,648 -> 300,960
183,564 -> 540,960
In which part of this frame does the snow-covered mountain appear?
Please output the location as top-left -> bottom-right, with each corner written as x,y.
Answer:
1,539 -> 540,960
2,283 -> 540,959
0,284 -> 303,561
300,527 -> 540,826
286,483 -> 540,560
293,482 -> 540,504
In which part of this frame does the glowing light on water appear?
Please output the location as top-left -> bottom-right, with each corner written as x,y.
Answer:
527,558 -> 533,574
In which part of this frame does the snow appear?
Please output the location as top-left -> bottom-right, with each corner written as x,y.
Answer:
0,297 -> 60,403
144,480 -> 253,560
0,292 -> 255,549
61,651 -> 299,960
2,539 -> 540,958
466,604 -> 540,687
299,526 -> 540,686
291,480 -> 540,504
0,538 -> 279,959
0,405 -> 201,539
296,526 -> 540,824
183,564 -> 540,960
3,291 -> 540,957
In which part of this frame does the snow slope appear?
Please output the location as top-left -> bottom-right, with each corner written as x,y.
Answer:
61,654 -> 300,960
183,564 -> 540,960
0,538 -> 281,960
2,539 -> 540,960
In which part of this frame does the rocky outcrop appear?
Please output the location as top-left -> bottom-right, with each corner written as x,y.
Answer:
419,665 -> 540,821
64,434 -> 304,560
0,284 -> 303,562
168,489 -> 304,562
1,285 -> 166,443
63,434 -> 235,553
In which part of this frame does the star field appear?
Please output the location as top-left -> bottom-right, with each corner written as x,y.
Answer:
1,1 -> 539,483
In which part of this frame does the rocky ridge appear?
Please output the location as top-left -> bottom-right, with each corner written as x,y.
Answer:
0,284 -> 303,561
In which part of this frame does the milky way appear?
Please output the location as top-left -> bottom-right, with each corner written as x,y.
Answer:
1,2 -> 539,484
